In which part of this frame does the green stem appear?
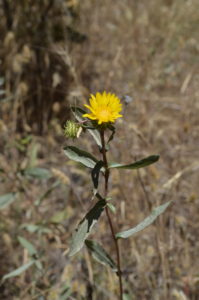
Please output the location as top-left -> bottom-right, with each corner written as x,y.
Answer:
100,129 -> 123,300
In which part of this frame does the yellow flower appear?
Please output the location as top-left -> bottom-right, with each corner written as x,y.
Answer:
83,91 -> 123,124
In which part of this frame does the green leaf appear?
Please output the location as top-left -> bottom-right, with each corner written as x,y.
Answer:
34,260 -> 43,271
71,106 -> 102,147
91,160 -> 104,190
59,283 -> 72,300
107,124 -> 115,144
63,146 -> 98,168
71,106 -> 89,122
18,236 -> 37,257
23,167 -> 51,179
2,260 -> 35,282
0,193 -> 16,209
69,198 -> 106,256
107,202 -> 116,214
35,181 -> 60,206
22,224 -> 39,233
109,155 -> 159,169
116,201 -> 171,239
18,237 -> 42,270
21,223 -> 51,234
85,239 -> 117,271
88,128 -> 102,148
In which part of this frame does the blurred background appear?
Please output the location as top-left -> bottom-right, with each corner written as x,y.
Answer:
0,0 -> 199,299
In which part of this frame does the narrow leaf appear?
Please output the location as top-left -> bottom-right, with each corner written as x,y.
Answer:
0,193 -> 16,209
34,260 -> 43,271
2,261 -> 35,282
23,167 -> 51,179
88,128 -> 102,148
21,223 -> 51,234
69,198 -> 106,256
107,202 -> 116,214
71,106 -> 102,147
64,146 -> 98,168
35,180 -> 60,206
18,236 -> 37,257
91,160 -> 104,189
59,283 -> 72,300
109,155 -> 159,169
116,201 -> 171,239
85,239 -> 117,271
107,124 -> 115,144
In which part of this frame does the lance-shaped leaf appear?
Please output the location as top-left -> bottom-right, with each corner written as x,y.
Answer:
0,193 -> 16,209
69,198 -> 106,256
71,106 -> 102,147
107,202 -> 116,214
107,124 -> 115,144
59,283 -> 72,300
64,146 -> 98,168
116,201 -> 171,239
91,160 -> 104,191
18,236 -> 37,257
18,236 -> 42,270
109,155 -> 159,170
85,239 -> 117,271
23,167 -> 51,179
2,260 -> 35,282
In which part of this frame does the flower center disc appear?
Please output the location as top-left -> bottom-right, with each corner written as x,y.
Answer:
98,109 -> 111,122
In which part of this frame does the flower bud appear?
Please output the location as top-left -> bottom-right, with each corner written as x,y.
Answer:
63,120 -> 80,139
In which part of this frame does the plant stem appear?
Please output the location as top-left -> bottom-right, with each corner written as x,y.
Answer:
100,129 -> 123,300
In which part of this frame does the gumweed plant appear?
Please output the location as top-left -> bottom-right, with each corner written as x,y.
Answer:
64,91 -> 171,300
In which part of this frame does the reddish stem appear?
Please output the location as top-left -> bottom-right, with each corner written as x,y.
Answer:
100,129 -> 123,300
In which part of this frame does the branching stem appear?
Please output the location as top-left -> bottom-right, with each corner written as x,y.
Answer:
100,129 -> 123,300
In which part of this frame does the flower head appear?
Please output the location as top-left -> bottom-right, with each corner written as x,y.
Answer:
83,91 -> 123,125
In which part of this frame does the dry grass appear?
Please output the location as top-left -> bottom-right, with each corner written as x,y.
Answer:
0,0 -> 199,299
